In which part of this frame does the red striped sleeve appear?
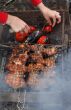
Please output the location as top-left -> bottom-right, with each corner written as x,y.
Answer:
0,12 -> 8,25
31,0 -> 42,6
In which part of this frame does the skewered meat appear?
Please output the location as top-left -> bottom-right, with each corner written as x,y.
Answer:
42,47 -> 57,56
12,58 -> 22,65
19,44 -> 25,49
27,64 -> 35,72
34,63 -> 45,71
31,54 -> 43,63
6,62 -> 27,74
5,73 -> 25,89
42,58 -> 55,67
25,56 -> 37,66
5,44 -> 57,88
30,45 -> 38,51
27,73 -> 39,86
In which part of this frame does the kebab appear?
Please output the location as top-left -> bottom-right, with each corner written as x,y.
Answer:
15,25 -> 52,44
5,44 -> 57,88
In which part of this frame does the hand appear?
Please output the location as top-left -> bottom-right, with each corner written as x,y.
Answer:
6,14 -> 30,33
37,3 -> 61,27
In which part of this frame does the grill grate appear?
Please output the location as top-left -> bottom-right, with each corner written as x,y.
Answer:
1,10 -> 65,45
0,9 -> 70,105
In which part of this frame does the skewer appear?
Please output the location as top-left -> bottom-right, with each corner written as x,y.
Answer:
0,44 -> 12,49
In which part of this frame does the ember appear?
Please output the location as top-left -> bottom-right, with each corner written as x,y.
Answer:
5,44 -> 57,88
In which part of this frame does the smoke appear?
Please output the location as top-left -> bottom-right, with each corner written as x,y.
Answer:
24,50 -> 71,110
0,49 -> 71,110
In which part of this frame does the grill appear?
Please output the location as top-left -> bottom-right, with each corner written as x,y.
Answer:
0,1 -> 71,110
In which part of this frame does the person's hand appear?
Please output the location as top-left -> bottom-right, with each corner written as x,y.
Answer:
6,14 -> 30,33
42,8 -> 61,27
37,3 -> 61,27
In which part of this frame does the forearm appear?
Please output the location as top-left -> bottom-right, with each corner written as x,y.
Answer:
37,2 -> 50,12
0,12 -> 8,25
36,2 -> 61,27
31,1 -> 50,15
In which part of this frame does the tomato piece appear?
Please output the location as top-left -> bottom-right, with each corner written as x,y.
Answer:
23,32 -> 28,39
30,26 -> 36,33
43,25 -> 52,33
16,32 -> 28,42
37,36 -> 47,44
16,32 -> 23,42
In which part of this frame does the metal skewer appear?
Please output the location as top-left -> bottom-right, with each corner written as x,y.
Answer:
0,44 -> 12,49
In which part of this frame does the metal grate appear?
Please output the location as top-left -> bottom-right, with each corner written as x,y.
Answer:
1,10 -> 66,46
